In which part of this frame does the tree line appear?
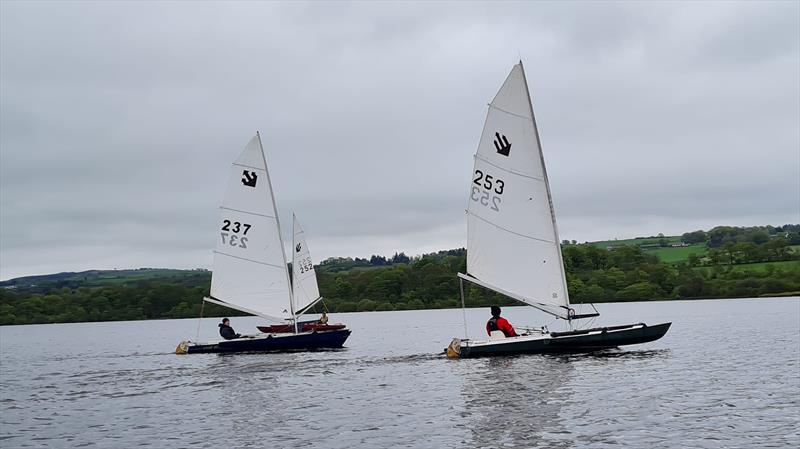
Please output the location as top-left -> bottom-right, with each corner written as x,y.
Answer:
681,224 -> 800,247
1,242 -> 797,325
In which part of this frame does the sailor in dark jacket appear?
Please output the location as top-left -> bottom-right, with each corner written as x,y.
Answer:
219,318 -> 241,340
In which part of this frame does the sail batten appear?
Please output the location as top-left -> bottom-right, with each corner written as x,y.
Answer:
465,63 -> 571,313
232,162 -> 267,171
488,104 -> 531,119
475,154 -> 545,181
219,207 -> 276,219
213,251 -> 286,268
467,211 -> 556,243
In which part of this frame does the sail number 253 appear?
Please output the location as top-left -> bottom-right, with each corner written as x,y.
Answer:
220,219 -> 250,248
471,169 -> 504,211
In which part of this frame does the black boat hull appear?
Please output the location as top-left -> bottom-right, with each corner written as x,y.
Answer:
452,322 -> 671,358
180,329 -> 352,354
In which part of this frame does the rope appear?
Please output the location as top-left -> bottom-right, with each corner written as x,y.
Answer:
195,299 -> 205,342
309,298 -> 330,314
571,303 -> 599,330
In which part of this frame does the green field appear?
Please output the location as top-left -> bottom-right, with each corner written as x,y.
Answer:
588,238 -> 799,265
587,235 -> 704,263
644,244 -> 708,263
590,235 -> 682,248
1,268 -> 209,293
695,260 -> 800,274
77,269 -> 203,286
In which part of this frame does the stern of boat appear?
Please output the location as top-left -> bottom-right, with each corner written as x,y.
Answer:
446,338 -> 463,359
175,340 -> 190,354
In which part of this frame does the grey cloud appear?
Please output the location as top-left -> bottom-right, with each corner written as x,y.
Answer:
1,1 -> 798,279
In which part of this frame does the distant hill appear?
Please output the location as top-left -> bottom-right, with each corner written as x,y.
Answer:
0,268 -> 210,295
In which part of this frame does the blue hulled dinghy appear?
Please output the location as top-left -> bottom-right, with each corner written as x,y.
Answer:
177,134 -> 350,354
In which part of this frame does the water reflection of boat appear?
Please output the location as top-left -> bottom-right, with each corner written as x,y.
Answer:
447,63 -> 670,358
461,356 -> 573,448
176,134 -> 349,354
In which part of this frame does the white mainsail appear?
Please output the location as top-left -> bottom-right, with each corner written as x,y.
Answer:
291,214 -> 322,314
464,62 -> 570,319
207,134 -> 294,321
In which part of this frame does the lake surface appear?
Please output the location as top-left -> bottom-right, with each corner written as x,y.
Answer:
1,297 -> 799,448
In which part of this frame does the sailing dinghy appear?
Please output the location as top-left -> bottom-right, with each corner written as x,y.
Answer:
447,63 -> 670,358
176,134 -> 350,354
256,215 -> 346,334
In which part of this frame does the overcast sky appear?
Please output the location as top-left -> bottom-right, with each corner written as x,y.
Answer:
1,1 -> 798,280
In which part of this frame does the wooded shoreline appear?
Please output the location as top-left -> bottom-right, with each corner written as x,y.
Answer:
3,225 -> 798,326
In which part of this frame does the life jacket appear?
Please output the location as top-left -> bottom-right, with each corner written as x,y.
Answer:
219,323 -> 237,340
487,317 -> 500,332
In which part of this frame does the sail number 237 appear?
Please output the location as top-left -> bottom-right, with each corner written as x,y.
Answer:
220,219 -> 250,248
471,169 -> 504,212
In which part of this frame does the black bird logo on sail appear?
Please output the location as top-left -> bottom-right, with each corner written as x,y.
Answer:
296,243 -> 302,253
494,132 -> 511,156
241,170 -> 258,187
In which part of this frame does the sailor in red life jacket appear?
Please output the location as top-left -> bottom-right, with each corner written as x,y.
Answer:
486,305 -> 518,337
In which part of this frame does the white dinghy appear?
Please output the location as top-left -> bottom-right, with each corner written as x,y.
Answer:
447,63 -> 670,358
177,134 -> 350,354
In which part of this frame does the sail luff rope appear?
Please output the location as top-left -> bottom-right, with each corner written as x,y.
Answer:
518,61 -> 572,307
459,277 -> 469,339
195,298 -> 205,342
255,132 -> 297,334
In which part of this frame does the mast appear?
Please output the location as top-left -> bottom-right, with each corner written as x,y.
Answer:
291,212 -> 297,320
256,132 -> 298,333
290,213 -> 302,333
518,61 -> 571,309
459,277 -> 468,338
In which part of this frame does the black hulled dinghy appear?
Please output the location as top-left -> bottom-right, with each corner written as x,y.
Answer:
446,63 -> 670,358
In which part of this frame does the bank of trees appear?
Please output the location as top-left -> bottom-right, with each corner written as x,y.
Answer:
677,225 -> 799,268
682,224 -> 800,247
698,238 -> 794,266
2,242 -> 797,325
0,282 -> 232,325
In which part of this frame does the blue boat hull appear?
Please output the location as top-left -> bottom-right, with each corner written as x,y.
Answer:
183,329 -> 351,354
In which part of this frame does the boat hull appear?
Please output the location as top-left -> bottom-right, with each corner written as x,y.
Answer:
449,322 -> 671,358
179,329 -> 351,354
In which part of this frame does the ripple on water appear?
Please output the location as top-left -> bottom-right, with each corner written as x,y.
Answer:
1,298 -> 798,448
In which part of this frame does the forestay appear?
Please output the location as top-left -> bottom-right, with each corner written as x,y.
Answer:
209,134 -> 293,321
292,214 -> 322,314
465,62 -> 570,318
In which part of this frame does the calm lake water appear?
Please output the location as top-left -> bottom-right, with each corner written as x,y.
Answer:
1,297 -> 799,448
